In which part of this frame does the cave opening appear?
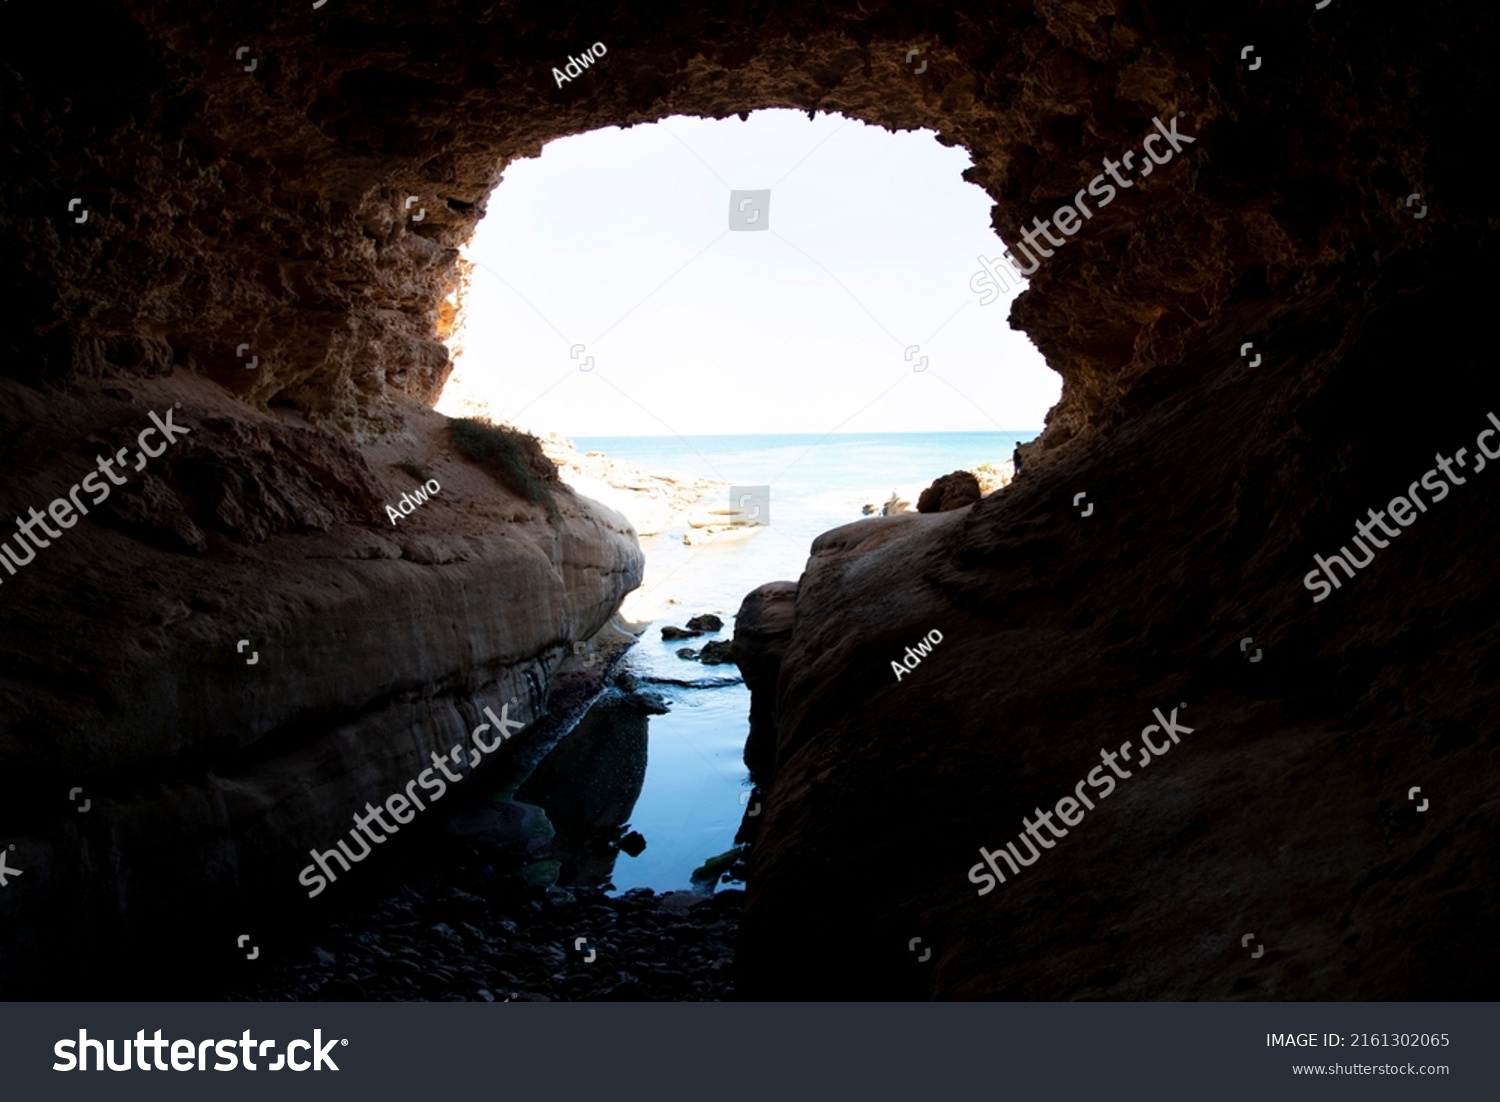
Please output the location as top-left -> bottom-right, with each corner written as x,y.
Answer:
433,109 -> 1060,894
3,0 -> 1492,1013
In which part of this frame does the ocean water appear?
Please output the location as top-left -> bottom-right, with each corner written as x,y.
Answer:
533,431 -> 1033,892
577,431 -> 1032,612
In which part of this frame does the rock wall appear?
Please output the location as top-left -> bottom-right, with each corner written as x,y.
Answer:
1,1 -> 1495,997
0,370 -> 642,991
732,581 -> 799,785
738,270 -> 1500,998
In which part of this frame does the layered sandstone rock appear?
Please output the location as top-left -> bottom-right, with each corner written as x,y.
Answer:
0,375 -> 641,991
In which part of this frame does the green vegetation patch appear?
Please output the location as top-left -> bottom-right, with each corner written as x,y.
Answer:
690,844 -> 746,889
447,417 -> 560,517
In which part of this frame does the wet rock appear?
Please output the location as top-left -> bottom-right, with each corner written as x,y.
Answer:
698,640 -> 735,665
211,881 -> 738,1007
438,889 -> 489,922
441,800 -> 555,856
661,625 -> 700,640
517,860 -> 562,889
686,614 -> 723,633
616,690 -> 670,715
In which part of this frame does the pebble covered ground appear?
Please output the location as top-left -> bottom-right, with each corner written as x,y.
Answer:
227,880 -> 742,1002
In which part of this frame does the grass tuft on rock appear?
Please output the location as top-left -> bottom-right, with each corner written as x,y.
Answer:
447,417 -> 559,517
691,844 -> 746,889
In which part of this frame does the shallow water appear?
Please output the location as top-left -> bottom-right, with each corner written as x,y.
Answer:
514,630 -> 751,894
521,432 -> 1032,892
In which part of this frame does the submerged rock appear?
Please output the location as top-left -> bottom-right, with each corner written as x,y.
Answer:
442,800 -> 556,857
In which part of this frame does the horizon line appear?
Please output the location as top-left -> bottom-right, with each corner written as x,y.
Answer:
555,428 -> 1043,439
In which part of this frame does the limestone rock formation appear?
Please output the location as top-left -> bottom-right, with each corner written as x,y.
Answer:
542,435 -> 722,539
0,384 -> 642,990
917,470 -> 982,513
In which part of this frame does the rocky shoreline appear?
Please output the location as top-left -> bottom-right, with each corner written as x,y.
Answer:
541,433 -> 723,538
860,459 -> 1013,516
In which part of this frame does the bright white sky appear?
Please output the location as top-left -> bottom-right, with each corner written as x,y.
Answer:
437,109 -> 1059,437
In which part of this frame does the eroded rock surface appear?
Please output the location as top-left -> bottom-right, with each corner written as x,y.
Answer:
735,273 -> 1500,999
917,470 -> 983,513
0,376 -> 641,991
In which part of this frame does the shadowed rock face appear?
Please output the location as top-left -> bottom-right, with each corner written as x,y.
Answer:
1,2 -> 1496,998
732,581 -> 799,786
917,470 -> 982,513
740,274 -> 1500,999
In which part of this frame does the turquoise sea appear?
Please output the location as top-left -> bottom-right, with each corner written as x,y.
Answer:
521,431 -> 1035,892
